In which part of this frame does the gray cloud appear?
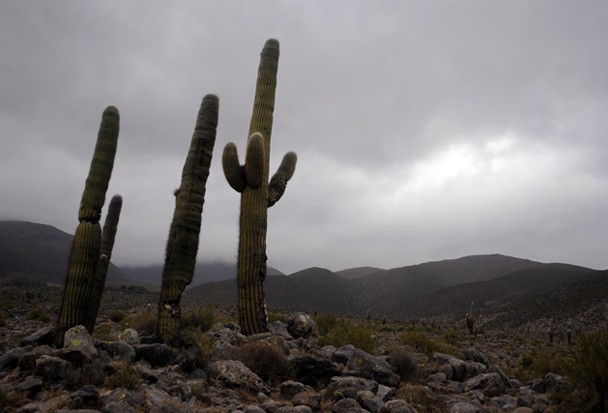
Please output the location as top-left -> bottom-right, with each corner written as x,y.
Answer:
1,1 -> 607,274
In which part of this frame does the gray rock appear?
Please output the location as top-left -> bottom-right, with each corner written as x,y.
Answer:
96,341 -> 136,363
544,372 -> 566,392
20,326 -> 55,347
449,401 -> 481,413
102,387 -> 142,413
356,390 -> 384,413
280,380 -> 309,398
15,376 -> 43,396
335,345 -> 400,387
294,406 -> 313,413
292,390 -> 321,410
64,325 -> 98,359
207,360 -> 269,393
463,349 -> 490,367
287,313 -> 315,339
289,354 -> 341,387
117,329 -> 140,345
433,353 -> 466,381
35,354 -> 71,381
244,406 -> 266,413
327,376 -> 379,400
134,343 -> 173,367
464,373 -> 507,397
376,384 -> 394,401
378,399 -> 417,413
332,398 -> 363,413
0,346 -> 30,370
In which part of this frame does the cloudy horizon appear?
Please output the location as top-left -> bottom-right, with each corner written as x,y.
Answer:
1,1 -> 607,275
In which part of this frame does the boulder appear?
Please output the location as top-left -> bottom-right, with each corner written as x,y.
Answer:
287,313 -> 315,339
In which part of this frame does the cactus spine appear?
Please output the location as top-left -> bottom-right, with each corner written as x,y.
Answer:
157,94 -> 219,343
222,39 -> 297,335
86,194 -> 123,332
57,106 -> 120,346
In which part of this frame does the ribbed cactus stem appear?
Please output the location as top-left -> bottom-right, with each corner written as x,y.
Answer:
222,39 -> 297,336
157,94 -> 218,343
86,194 -> 123,332
57,106 -> 120,346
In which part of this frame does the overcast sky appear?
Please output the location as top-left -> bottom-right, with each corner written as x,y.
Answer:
1,1 -> 607,276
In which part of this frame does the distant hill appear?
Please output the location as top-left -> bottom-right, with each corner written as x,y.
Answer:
121,261 -> 285,288
335,266 -> 385,279
0,221 -> 128,286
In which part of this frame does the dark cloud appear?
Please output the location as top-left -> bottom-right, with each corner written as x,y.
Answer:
1,1 -> 607,274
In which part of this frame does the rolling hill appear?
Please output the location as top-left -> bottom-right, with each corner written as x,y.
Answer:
0,221 -> 128,285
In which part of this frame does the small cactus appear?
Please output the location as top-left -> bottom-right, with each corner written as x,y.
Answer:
57,106 -> 120,346
222,39 -> 297,335
157,94 -> 219,343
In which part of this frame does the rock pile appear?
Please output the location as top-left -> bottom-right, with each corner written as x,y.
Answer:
0,316 -> 569,413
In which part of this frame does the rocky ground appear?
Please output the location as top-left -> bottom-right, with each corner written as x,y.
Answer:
0,308 -> 586,413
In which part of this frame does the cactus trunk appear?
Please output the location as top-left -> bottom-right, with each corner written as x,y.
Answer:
222,39 -> 297,335
86,194 -> 123,332
157,94 -> 219,343
56,106 -> 120,346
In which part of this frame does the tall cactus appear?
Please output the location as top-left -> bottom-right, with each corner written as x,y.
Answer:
86,194 -> 123,332
56,106 -> 120,346
222,39 -> 297,335
157,94 -> 219,343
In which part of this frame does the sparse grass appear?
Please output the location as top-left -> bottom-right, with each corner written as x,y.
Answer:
27,306 -> 51,323
105,362 -> 143,389
398,331 -> 460,357
314,313 -> 339,336
181,304 -> 220,332
108,309 -> 126,323
126,311 -> 157,336
510,349 -> 570,382
64,361 -> 106,390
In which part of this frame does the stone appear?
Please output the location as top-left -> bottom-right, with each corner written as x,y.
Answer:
0,346 -> 30,370
15,376 -> 43,396
327,376 -> 379,400
294,406 -> 313,413
292,391 -> 321,410
289,355 -> 341,387
332,398 -> 363,413
20,326 -> 55,347
117,328 -> 140,345
64,325 -> 98,359
207,360 -> 269,393
287,313 -> 315,339
356,390 -> 384,413
378,399 -> 417,413
243,406 -> 266,413
338,346 -> 400,387
464,373 -> 507,397
280,380 -> 309,398
95,341 -> 136,363
35,355 -> 71,381
134,343 -> 173,367
449,401 -> 481,413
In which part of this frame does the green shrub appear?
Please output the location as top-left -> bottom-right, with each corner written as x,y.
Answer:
27,307 -> 51,323
513,350 -> 569,382
559,328 -> 608,413
108,309 -> 126,323
181,304 -> 218,332
233,341 -> 291,384
315,313 -> 339,336
318,320 -> 376,354
127,311 -> 157,335
389,346 -> 418,381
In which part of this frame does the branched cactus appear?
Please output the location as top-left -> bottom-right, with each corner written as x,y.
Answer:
222,39 -> 297,335
86,194 -> 123,332
56,106 -> 120,346
157,94 -> 219,343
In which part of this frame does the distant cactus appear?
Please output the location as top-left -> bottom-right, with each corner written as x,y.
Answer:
222,39 -> 297,335
86,194 -> 123,332
465,302 -> 475,336
56,106 -> 120,346
157,94 -> 219,343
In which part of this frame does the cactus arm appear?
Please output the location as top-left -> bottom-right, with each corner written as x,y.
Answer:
56,106 -> 120,346
244,133 -> 265,189
268,151 -> 297,207
157,94 -> 218,343
222,143 -> 246,192
86,194 -> 123,332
